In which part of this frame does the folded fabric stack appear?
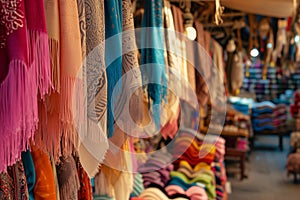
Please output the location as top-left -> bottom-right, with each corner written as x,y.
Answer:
290,91 -> 300,132
169,130 -> 225,200
242,65 -> 280,101
138,151 -> 173,188
211,137 -> 227,200
252,102 -> 287,132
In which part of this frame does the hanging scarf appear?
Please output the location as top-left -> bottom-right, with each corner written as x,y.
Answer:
77,0 -> 109,178
104,0 -> 123,137
56,156 -> 80,200
77,164 -> 92,200
0,161 -> 29,200
21,151 -> 36,200
31,145 -> 56,200
194,21 -> 209,106
141,0 -> 167,128
0,0 -> 51,172
114,0 -> 144,134
162,1 -> 181,133
35,0 -> 82,159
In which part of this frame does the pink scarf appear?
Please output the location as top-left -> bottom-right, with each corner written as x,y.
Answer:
0,0 -> 51,172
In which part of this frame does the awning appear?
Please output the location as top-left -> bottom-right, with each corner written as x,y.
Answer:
222,0 -> 296,18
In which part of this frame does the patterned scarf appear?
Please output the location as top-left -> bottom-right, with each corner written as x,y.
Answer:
0,161 -> 29,200
0,0 -> 51,172
77,0 -> 109,178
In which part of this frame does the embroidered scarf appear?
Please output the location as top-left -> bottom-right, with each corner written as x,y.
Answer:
77,0 -> 109,178
0,0 -> 51,172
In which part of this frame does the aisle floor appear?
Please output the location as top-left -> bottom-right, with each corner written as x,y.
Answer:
228,136 -> 300,200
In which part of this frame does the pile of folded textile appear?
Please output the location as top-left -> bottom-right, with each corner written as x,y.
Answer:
138,151 -> 173,188
130,129 -> 227,200
290,90 -> 300,131
251,101 -> 287,132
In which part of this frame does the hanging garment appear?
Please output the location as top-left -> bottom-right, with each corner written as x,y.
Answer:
194,21 -> 209,106
31,145 -> 56,200
104,0 -> 123,137
95,142 -> 134,200
56,156 -> 80,200
35,0 -> 82,160
78,164 -> 92,200
0,0 -> 51,172
114,0 -> 143,135
77,0 -> 109,178
171,5 -> 190,103
141,0 -> 167,128
0,161 -> 29,200
21,151 -> 36,200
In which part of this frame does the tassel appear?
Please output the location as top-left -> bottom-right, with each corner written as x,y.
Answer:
215,0 -> 224,25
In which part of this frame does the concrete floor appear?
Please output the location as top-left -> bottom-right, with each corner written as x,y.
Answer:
228,135 -> 300,200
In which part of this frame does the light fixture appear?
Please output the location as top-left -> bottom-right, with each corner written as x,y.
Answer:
250,48 -> 259,58
295,35 -> 300,43
183,0 -> 197,40
267,42 -> 273,49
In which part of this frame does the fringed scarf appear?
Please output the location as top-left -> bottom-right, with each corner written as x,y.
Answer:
0,0 -> 51,172
104,0 -> 123,137
77,163 -> 92,200
77,0 -> 109,178
141,0 -> 167,128
56,156 -> 80,200
35,0 -> 82,160
115,0 -> 143,134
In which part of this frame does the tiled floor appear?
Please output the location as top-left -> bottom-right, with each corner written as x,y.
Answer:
228,135 -> 300,200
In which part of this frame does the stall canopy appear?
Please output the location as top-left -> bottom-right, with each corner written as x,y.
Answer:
221,0 -> 296,18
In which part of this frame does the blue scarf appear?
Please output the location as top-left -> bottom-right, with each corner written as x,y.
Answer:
104,0 -> 123,137
141,0 -> 166,128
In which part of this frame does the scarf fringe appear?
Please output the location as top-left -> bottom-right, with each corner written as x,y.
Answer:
0,59 -> 38,172
27,29 -> 52,98
59,168 -> 80,200
34,77 -> 79,161
60,76 -> 78,157
49,38 -> 60,92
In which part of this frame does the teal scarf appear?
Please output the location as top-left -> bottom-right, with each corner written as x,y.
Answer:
104,0 -> 123,137
141,0 -> 166,128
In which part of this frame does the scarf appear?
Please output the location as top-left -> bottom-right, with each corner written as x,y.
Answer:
0,0 -> 51,172
35,0 -> 82,160
77,164 -> 92,200
31,145 -> 56,200
0,161 -> 29,200
104,0 -> 123,137
56,156 -> 80,200
114,0 -> 144,136
76,0 -> 109,178
141,0 -> 167,128
21,151 -> 36,200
